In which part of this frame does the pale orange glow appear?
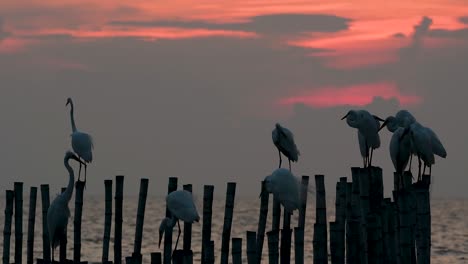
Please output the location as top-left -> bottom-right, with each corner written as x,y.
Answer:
279,82 -> 422,108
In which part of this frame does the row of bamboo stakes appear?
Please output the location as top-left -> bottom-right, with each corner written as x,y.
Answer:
2,167 -> 431,264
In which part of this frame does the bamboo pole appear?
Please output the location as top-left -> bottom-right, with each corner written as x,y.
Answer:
60,187 -> 68,263
345,182 -> 356,264
3,190 -> 14,264
163,177 -> 178,264
27,187 -> 37,264
205,241 -> 215,264
280,209 -> 292,264
293,227 -> 304,264
415,175 -> 431,264
391,193 -> 401,264
313,175 -> 327,264
231,238 -> 242,264
183,184 -> 193,252
131,178 -> 149,264
329,221 -> 338,264
335,177 -> 346,264
366,214 -> 383,264
114,175 -> 125,264
14,182 -> 23,264
151,252 -> 162,264
348,168 -> 362,264
40,184 -> 51,263
266,230 -> 279,264
247,231 -> 257,264
73,181 -> 85,263
272,195 -> 281,231
220,182 -> 236,264
295,176 -> 309,264
256,181 -> 269,264
201,185 -> 214,264
358,168 -> 370,264
369,167 -> 384,213
397,189 -> 411,264
102,180 -> 113,263
383,198 -> 397,264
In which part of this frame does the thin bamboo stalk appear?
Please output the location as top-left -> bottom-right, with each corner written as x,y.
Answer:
256,181 -> 269,264
247,231 -> 257,264
293,227 -> 304,264
27,187 -> 37,264
114,175 -> 125,264
73,181 -> 85,263
40,184 -> 51,263
335,177 -> 347,264
14,182 -> 23,264
231,238 -> 242,264
2,190 -> 14,264
164,177 -> 178,264
183,184 -> 193,252
205,241 -> 215,264
102,180 -> 113,263
201,185 -> 214,264
267,230 -> 279,264
132,178 -> 149,264
220,182 -> 236,264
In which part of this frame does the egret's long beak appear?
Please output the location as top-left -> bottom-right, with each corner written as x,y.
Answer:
374,115 -> 385,122
158,230 -> 164,248
378,119 -> 389,132
341,113 -> 349,120
66,100 -> 70,106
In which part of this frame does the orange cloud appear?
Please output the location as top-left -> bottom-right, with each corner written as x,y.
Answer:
279,82 -> 422,108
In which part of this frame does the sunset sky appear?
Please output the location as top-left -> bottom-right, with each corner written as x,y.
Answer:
1,0 -> 467,197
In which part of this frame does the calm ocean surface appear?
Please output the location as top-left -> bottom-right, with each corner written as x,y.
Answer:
0,196 -> 466,263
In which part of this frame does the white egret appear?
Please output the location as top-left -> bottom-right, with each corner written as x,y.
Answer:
159,190 -> 200,252
342,110 -> 384,167
379,116 -> 412,186
272,123 -> 300,171
66,97 -> 94,183
262,168 -> 300,213
47,151 -> 85,262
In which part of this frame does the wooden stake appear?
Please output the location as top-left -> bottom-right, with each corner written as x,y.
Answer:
293,227 -> 304,264
163,177 -> 178,264
231,238 -> 242,264
201,185 -> 214,264
132,178 -> 149,264
313,175 -> 327,264
256,181 -> 269,264
27,187 -> 37,264
102,180 -> 113,263
40,184 -> 51,263
247,231 -> 257,264
2,190 -> 14,264
183,184 -> 193,252
114,175 -> 125,264
220,182 -> 236,264
14,182 -> 23,264
151,252 -> 162,264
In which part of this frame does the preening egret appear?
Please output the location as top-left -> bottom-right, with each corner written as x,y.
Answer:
47,151 -> 85,262
262,168 -> 300,213
66,98 -> 94,183
379,116 -> 412,187
342,110 -> 383,167
272,123 -> 300,171
159,190 -> 200,252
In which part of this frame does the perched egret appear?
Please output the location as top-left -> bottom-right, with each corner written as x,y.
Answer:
159,190 -> 200,252
47,151 -> 85,262
380,116 -> 412,186
272,123 -> 300,171
66,97 -> 94,183
262,168 -> 300,213
342,110 -> 384,167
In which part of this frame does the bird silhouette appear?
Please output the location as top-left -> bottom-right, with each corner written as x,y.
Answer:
272,123 -> 300,171
47,151 -> 85,262
159,190 -> 200,253
342,110 -> 383,167
262,168 -> 300,213
66,98 -> 94,184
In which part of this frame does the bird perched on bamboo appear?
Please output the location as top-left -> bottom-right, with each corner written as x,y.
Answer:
272,123 -> 300,171
47,151 -> 85,262
261,168 -> 300,213
342,110 -> 384,167
159,190 -> 200,253
66,97 -> 94,184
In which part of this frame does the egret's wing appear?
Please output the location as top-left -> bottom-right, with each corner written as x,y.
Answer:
277,127 -> 300,161
412,127 -> 435,165
426,128 -> 446,158
167,191 -> 199,222
72,131 -> 93,162
358,131 -> 367,158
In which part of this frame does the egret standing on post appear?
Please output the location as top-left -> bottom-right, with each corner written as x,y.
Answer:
342,110 -> 383,167
66,97 -> 94,184
159,190 -> 200,253
47,151 -> 85,262
272,123 -> 300,171
262,168 -> 300,213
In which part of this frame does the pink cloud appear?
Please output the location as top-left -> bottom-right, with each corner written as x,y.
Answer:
279,82 -> 422,108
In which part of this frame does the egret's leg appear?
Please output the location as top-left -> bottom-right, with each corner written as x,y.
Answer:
289,160 -> 291,171
174,220 -> 181,251
429,166 -> 432,177
78,162 -> 82,182
409,154 -> 413,173
417,155 -> 422,181
370,148 -> 374,168
278,150 -> 282,168
422,165 -> 427,181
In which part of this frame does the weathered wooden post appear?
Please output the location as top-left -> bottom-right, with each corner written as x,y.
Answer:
102,180 -> 113,264
74,181 -> 86,264
204,241 -> 215,264
256,181 -> 269,264
335,177 -> 346,264
232,238 -> 242,264
280,211 -> 292,264
382,198 -> 397,264
201,185 -> 214,264
272,195 -> 281,231
358,168 -> 370,264
267,230 -> 279,264
369,167 -> 383,213
329,221 -> 338,264
183,184 -> 193,252
349,168 -> 363,264
396,189 -> 411,264
40,184 -> 51,263
247,231 -> 257,264
14,182 -> 23,264
3,190 -> 14,264
132,178 -> 149,264
27,187 -> 37,264
150,252 -> 162,264
366,214 -> 383,264
220,182 -> 236,264
345,182 -> 358,264
295,176 -> 309,264
60,188 -> 68,263
115,175 -> 125,264
163,177 -> 178,264
313,175 -> 327,264
415,175 -> 431,264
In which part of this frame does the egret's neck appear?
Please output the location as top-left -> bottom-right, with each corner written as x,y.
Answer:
62,159 -> 75,202
69,101 -> 77,132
